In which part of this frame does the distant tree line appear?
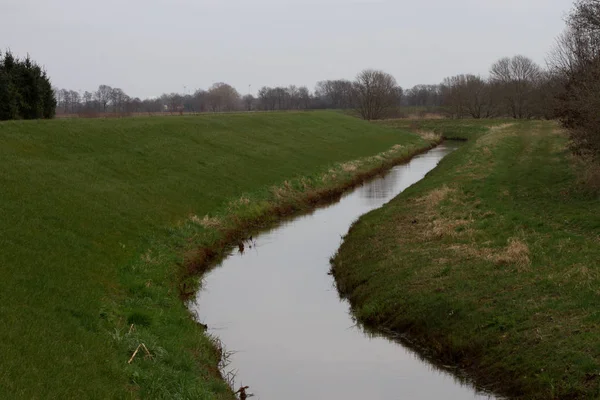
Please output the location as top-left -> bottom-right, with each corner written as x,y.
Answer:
0,51 -> 56,120
57,60 -> 561,122
439,55 -> 558,120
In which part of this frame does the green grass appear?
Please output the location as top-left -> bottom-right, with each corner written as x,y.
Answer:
0,111 -> 433,399
332,120 -> 600,399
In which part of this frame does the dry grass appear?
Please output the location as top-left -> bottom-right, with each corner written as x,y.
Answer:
271,181 -> 294,199
190,214 -> 223,229
140,249 -> 159,265
406,113 -> 446,120
416,130 -> 442,142
447,238 -> 531,270
425,218 -> 472,240
475,124 -> 515,148
494,238 -> 531,269
418,185 -> 455,208
341,160 -> 360,172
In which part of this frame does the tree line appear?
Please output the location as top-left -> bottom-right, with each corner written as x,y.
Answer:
0,51 -> 56,121
54,60 -> 558,122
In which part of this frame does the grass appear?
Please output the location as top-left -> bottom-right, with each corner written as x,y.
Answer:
0,111 -> 436,399
332,119 -> 600,399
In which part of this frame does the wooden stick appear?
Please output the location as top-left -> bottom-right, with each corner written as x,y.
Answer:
127,343 -> 152,364
128,344 -> 142,364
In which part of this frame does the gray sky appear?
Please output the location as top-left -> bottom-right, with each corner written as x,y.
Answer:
1,0 -> 572,98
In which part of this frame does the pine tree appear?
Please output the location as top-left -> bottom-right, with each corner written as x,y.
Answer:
0,51 -> 56,121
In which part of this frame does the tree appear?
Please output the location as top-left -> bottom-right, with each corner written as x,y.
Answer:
442,75 -> 468,118
315,80 -> 353,109
353,69 -> 398,120
258,87 -> 277,111
0,51 -> 56,121
109,88 -> 128,113
83,91 -> 93,108
242,94 -> 255,111
404,84 -> 444,107
207,82 -> 240,112
490,55 -> 542,119
297,86 -> 311,109
552,0 -> 600,159
69,90 -> 81,113
442,74 -> 498,119
95,85 -> 112,112
193,89 -> 209,113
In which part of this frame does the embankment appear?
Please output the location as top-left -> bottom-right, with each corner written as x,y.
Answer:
0,111 -> 437,398
332,120 -> 600,399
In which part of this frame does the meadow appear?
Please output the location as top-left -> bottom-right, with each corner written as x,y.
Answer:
0,111 -> 434,398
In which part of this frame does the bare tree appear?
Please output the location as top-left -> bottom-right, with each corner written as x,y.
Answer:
242,94 -> 255,111
69,90 -> 81,113
442,75 -> 468,118
193,89 -> 209,113
490,55 -> 542,119
552,0 -> 600,159
258,87 -> 276,111
353,69 -> 398,120
83,91 -> 93,109
59,89 -> 71,113
315,80 -> 353,109
404,84 -> 444,107
109,88 -> 128,113
297,86 -> 311,109
207,82 -> 240,112
95,85 -> 112,112
54,87 -> 63,113
443,74 -> 499,119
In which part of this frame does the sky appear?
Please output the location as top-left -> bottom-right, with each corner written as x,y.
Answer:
1,0 -> 573,99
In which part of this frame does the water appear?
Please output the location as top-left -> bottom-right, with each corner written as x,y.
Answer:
191,143 -> 495,400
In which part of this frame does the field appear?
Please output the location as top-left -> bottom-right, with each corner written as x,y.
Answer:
332,120 -> 600,399
0,111 -> 436,399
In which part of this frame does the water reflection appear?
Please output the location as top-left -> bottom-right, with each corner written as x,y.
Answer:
360,167 -> 407,201
192,143 -> 496,400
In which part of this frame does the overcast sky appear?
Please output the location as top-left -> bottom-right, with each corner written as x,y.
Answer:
1,0 -> 572,98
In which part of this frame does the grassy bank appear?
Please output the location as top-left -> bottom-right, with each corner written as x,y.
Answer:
332,120 -> 600,399
0,111 -> 436,399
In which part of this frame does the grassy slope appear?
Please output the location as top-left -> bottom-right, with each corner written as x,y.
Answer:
332,120 -> 600,399
0,112 -> 432,399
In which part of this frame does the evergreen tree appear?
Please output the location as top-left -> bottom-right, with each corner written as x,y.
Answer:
0,51 -> 56,121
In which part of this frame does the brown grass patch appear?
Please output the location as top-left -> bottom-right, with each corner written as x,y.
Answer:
447,238 -> 531,271
341,161 -> 360,172
141,249 -> 159,264
476,124 -> 515,149
418,186 -> 455,209
271,182 -> 295,199
190,214 -> 223,229
406,113 -> 445,120
562,264 -> 598,289
495,238 -> 531,270
448,244 -> 494,261
416,130 -> 442,142
487,123 -> 514,132
425,218 -> 472,239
